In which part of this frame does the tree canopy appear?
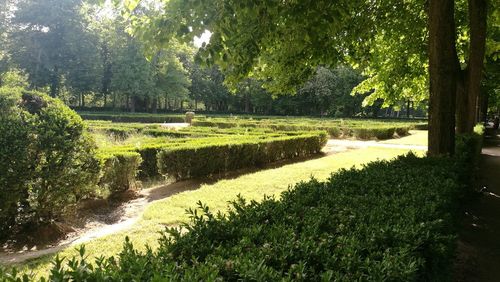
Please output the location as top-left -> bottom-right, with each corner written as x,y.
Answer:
128,0 -> 499,154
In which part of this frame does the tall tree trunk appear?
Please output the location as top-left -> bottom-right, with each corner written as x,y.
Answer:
428,0 -> 459,156
245,93 -> 250,113
101,43 -> 112,108
456,0 -> 487,134
50,66 -> 59,98
406,100 -> 411,118
130,96 -> 136,113
152,97 -> 158,113
456,70 -> 468,133
480,90 -> 488,123
466,0 -> 487,131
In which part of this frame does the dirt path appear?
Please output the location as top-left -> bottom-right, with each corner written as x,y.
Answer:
455,129 -> 500,281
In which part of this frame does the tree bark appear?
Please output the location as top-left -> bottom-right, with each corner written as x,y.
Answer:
101,43 -> 112,108
50,66 -> 59,98
130,96 -> 136,113
151,97 -> 158,113
428,0 -> 459,156
456,70 -> 468,133
466,0 -> 487,131
406,100 -> 411,118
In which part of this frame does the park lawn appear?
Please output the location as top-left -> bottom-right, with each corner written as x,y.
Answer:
381,130 -> 428,146
19,146 -> 422,278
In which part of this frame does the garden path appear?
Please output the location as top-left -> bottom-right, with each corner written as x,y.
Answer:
455,129 -> 500,281
325,139 -> 427,151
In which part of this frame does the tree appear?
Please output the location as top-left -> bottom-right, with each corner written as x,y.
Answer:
110,33 -> 155,112
8,0 -> 101,98
130,0 -> 498,155
0,0 -> 14,85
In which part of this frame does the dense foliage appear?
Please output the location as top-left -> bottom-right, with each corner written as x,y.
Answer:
0,87 -> 99,235
0,0 -> 433,118
131,0 -> 498,155
1,144 -> 479,280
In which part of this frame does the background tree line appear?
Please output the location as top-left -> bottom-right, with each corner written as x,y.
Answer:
0,0 -> 429,117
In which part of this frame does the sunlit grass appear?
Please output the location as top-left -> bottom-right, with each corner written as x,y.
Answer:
381,130 -> 428,146
18,147 -> 422,278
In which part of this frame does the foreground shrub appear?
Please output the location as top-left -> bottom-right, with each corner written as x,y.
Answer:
0,88 -> 100,235
1,152 -> 471,281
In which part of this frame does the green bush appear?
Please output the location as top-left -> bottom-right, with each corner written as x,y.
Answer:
0,88 -> 100,235
0,88 -> 32,236
99,152 -> 142,194
136,147 -> 163,180
158,133 -> 327,180
352,127 -> 395,140
2,153 -> 471,281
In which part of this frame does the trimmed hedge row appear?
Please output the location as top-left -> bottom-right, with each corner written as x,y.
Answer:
79,113 -> 187,123
98,152 -> 142,194
2,150 -> 474,281
158,134 -> 328,180
193,120 -> 412,140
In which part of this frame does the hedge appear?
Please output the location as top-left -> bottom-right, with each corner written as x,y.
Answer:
157,133 -> 328,180
98,152 -> 142,194
192,120 -> 413,140
79,113 -> 186,123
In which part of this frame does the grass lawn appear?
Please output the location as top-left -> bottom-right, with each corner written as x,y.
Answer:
381,130 -> 428,146
18,146 -> 422,278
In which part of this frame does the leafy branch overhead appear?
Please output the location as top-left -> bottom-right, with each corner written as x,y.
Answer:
128,0 -> 498,109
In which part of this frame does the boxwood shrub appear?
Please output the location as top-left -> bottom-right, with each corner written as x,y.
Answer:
99,152 -> 143,194
0,88 -> 100,235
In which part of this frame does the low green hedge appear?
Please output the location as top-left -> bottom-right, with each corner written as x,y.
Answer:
79,113 -> 186,123
98,152 -> 142,194
192,120 -> 413,140
157,133 -> 328,180
2,151 -> 474,281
